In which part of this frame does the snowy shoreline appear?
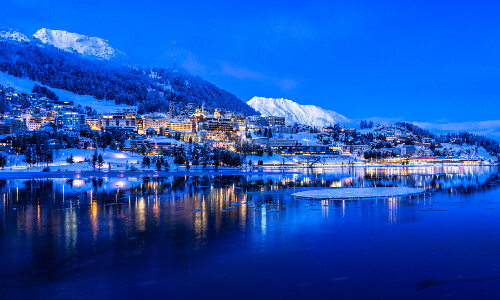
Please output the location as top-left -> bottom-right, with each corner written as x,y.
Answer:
0,169 -> 299,179
262,162 -> 496,167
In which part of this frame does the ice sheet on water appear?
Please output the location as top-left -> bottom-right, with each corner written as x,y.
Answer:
292,187 -> 425,200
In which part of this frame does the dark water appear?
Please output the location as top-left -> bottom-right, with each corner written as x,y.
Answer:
1,166 -> 500,300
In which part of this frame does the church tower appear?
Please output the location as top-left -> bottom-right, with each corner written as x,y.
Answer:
168,101 -> 175,119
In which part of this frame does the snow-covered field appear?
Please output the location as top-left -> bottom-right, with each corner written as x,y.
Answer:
292,187 -> 426,200
2,149 -> 174,172
0,71 -> 135,113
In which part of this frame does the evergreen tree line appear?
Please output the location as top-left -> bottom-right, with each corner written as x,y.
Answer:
438,132 -> 500,155
11,132 -> 79,153
79,129 -> 128,150
235,142 -> 273,156
396,122 -> 500,155
360,120 -> 374,129
90,150 -> 105,170
139,143 -> 244,171
32,84 -> 59,101
0,153 -> 7,169
363,150 -> 393,160
0,85 -> 9,113
395,122 -> 436,138
23,143 -> 53,167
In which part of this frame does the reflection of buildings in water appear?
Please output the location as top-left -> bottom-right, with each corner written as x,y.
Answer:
90,196 -> 98,240
64,204 -> 78,254
387,198 -> 398,223
0,167 -> 498,253
136,197 -> 146,232
360,166 -> 499,192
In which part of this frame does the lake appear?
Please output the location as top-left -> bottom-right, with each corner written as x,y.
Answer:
1,166 -> 499,299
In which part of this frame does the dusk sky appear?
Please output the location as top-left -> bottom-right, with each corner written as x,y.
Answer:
3,0 -> 500,132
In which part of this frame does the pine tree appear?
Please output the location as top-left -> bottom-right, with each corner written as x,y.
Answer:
91,151 -> 98,170
212,149 -> 221,171
97,154 -> 104,170
0,154 -> 7,169
139,144 -> 147,155
24,147 -> 33,167
141,156 -> 150,168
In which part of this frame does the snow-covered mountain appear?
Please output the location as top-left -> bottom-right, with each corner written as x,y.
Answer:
247,97 -> 349,127
33,28 -> 125,60
0,28 -> 31,42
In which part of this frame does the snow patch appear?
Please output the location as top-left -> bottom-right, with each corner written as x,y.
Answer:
292,187 -> 426,199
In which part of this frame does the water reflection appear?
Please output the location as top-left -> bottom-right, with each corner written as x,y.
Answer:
0,166 -> 499,298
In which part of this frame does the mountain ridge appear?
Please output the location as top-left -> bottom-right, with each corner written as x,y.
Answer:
247,96 -> 349,127
0,28 -> 31,43
33,28 -> 125,61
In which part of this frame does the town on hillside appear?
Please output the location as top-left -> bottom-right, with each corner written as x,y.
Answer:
0,83 -> 499,172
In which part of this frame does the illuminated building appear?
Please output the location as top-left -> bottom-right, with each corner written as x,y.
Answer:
231,114 -> 245,126
265,116 -> 286,126
135,117 -> 144,132
20,114 -> 51,131
201,117 -> 235,133
143,114 -> 193,134
86,118 -> 100,130
56,111 -> 86,131
169,121 -> 193,132
100,113 -> 136,131
272,145 -> 341,155
393,145 -> 416,157
245,115 -> 269,126
0,117 -> 28,134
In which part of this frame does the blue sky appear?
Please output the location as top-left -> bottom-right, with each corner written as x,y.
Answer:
3,0 -> 500,131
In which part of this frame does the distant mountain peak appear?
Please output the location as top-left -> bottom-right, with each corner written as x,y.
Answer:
247,96 -> 349,127
0,28 -> 31,43
32,28 -> 125,60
